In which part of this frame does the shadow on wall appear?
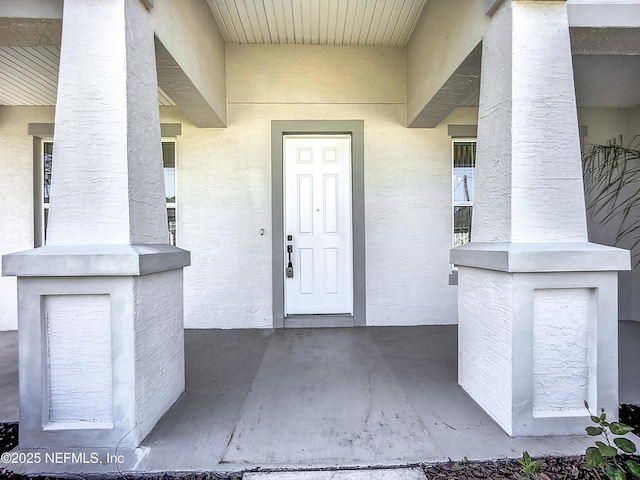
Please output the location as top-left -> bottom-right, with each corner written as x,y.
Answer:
583,134 -> 640,322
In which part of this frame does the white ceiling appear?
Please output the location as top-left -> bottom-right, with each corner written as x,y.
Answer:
0,46 -> 175,107
206,0 -> 427,46
1,17 -> 639,111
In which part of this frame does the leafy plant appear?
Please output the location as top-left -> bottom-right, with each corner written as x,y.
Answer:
452,455 -> 469,471
582,135 -> 640,267
518,450 -> 550,480
584,400 -> 640,479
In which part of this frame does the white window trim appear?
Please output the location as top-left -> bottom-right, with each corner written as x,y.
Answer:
163,138 -> 177,246
37,138 -> 178,246
451,138 -> 477,248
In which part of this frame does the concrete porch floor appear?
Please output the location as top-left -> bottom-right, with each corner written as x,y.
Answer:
1,322 -> 639,474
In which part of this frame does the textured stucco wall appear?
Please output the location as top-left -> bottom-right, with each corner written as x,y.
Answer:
532,288 -> 595,415
0,46 -> 478,329
406,0 -> 488,125
47,0 -> 167,246
0,106 -> 54,331
458,267 -> 513,434
151,0 -> 226,126
46,294 -> 113,425
171,45 -> 475,328
134,269 -> 184,441
474,0 -> 587,244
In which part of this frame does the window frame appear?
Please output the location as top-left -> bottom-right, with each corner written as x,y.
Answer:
162,138 -> 178,246
451,138 -> 477,249
37,138 -> 178,246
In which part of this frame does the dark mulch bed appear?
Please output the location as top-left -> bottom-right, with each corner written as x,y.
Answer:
0,423 -> 17,457
423,455 -> 640,479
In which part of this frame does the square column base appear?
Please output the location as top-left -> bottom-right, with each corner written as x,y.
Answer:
3,245 -> 189,449
452,242 -> 629,437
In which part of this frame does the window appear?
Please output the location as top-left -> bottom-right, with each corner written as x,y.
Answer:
41,140 -> 177,245
42,140 -> 53,242
452,140 -> 476,247
162,141 -> 177,246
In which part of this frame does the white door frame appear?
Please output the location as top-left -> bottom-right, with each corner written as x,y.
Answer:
271,120 -> 366,328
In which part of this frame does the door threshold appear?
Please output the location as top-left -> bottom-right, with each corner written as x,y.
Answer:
283,315 -> 355,329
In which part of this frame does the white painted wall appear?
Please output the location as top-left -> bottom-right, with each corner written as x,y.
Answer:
46,294 -> 113,425
532,288 -> 595,415
168,45 -> 476,328
458,267 -> 513,434
0,106 -> 54,331
578,107 -> 640,321
474,0 -> 587,244
406,0 -> 488,125
151,0 -> 227,126
134,269 -> 185,441
0,46 -> 477,329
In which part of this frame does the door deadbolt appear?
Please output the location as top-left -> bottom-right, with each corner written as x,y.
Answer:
286,244 -> 294,278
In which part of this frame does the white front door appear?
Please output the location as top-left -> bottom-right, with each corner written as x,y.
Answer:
284,135 -> 353,315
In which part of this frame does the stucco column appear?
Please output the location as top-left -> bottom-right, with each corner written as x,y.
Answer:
2,0 -> 189,449
451,0 -> 629,436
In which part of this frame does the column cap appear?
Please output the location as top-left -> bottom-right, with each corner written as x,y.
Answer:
451,242 -> 630,273
2,244 -> 190,277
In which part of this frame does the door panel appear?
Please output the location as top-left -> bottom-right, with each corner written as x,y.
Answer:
284,135 -> 353,315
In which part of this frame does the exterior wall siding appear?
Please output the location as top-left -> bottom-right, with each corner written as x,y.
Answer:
1,55 -> 637,331
0,106 -> 54,330
2,45 -> 476,330
172,44 -> 476,328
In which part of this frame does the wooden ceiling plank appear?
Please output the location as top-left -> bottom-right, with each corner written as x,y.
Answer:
389,0 -> 411,46
281,0 -> 295,44
235,0 -> 257,43
208,0 -> 233,43
37,46 -> 61,65
245,0 -> 267,44
10,47 -> 59,82
0,71 -> 41,105
0,68 -> 53,105
263,0 -> 283,44
381,0 -> 405,46
399,0 -> 427,46
347,0 -> 366,45
366,0 -> 386,45
300,0 -> 312,44
30,47 -> 60,77
326,0 -> 338,45
226,0 -> 250,44
317,0 -> 329,44
157,87 -> 176,106
374,0 -> 397,45
215,1 -> 243,44
5,52 -> 58,94
307,0 -> 320,44
0,49 -> 58,98
290,0 -> 304,44
357,0 -> 377,45
335,0 -> 350,45
254,0 -> 275,44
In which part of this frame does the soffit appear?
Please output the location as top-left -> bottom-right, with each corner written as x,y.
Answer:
425,54 -> 640,110
0,46 -> 175,107
573,54 -> 640,109
206,0 -> 428,46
